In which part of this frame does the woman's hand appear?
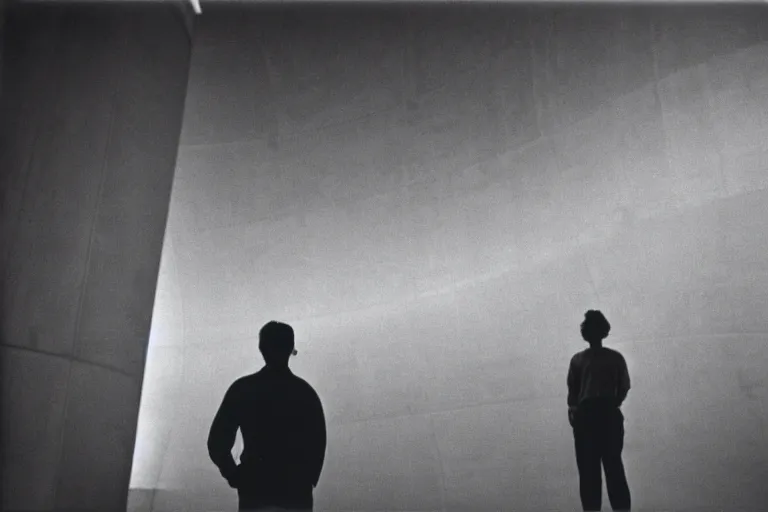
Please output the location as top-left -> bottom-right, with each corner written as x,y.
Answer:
225,464 -> 242,489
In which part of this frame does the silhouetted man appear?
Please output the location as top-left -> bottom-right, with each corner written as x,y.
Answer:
567,310 -> 631,511
208,321 -> 327,512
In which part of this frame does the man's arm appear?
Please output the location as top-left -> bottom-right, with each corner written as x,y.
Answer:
616,354 -> 631,407
207,383 -> 241,485
567,355 -> 580,409
567,356 -> 580,426
307,390 -> 327,488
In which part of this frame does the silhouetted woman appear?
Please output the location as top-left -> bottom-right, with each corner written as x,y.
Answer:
567,310 -> 632,511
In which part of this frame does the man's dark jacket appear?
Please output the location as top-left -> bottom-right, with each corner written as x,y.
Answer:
208,365 -> 327,509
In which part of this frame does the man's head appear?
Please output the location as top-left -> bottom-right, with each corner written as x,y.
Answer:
580,310 -> 610,344
259,321 -> 296,367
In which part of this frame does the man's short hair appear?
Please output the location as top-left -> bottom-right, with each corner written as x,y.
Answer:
259,321 -> 295,360
582,310 -> 611,340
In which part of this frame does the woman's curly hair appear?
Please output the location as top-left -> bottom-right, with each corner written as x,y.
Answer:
581,310 -> 611,340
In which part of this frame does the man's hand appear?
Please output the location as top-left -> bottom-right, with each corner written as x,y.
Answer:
224,465 -> 241,489
568,406 -> 577,427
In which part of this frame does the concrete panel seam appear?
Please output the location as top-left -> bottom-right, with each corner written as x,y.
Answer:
1,342 -> 137,379
323,331 -> 767,427
333,393 -> 567,428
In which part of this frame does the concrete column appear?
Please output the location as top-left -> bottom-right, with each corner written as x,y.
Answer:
0,1 -> 193,511
0,0 -> 9,95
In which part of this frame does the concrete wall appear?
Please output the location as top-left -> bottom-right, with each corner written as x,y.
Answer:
132,4 -> 768,512
0,2 -> 192,510
0,0 -> 9,96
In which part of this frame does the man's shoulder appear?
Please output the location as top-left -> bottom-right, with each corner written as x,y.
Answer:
228,375 -> 251,392
291,374 -> 319,396
240,370 -> 317,392
601,347 -> 628,368
229,371 -> 265,390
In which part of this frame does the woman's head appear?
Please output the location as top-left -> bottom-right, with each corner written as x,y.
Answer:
580,310 -> 610,343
